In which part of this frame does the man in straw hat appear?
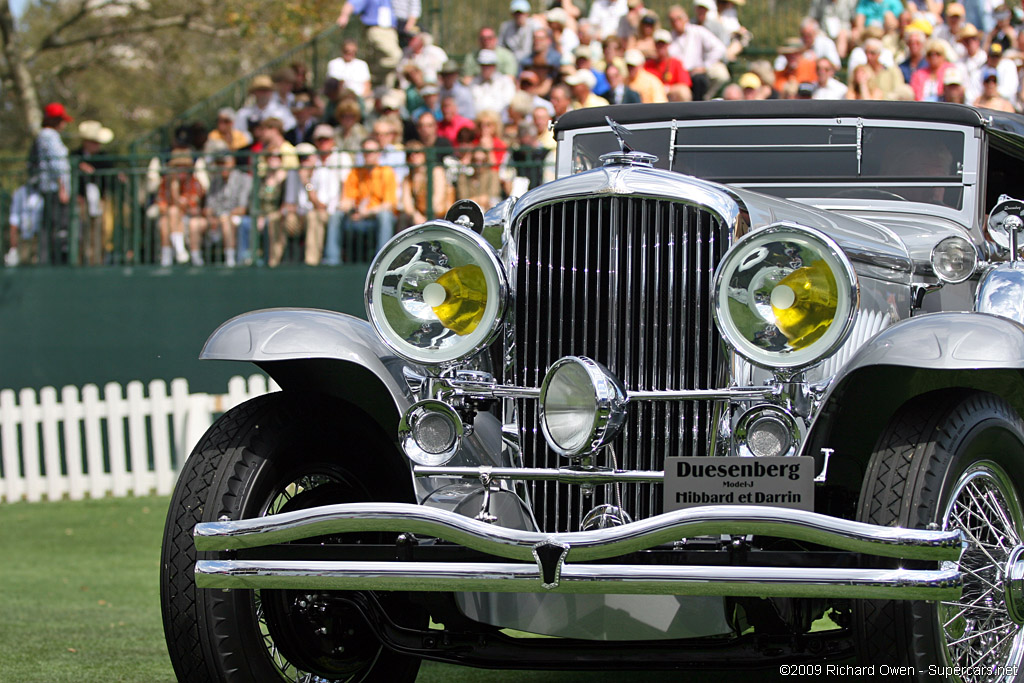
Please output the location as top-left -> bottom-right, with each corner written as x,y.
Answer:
75,120 -> 115,265
234,74 -> 295,138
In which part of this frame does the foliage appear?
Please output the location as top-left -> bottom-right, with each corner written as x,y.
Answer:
0,0 -> 336,154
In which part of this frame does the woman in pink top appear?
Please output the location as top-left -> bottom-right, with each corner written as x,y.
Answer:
911,39 -> 952,102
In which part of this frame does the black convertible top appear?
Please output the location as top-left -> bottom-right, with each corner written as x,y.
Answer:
553,100 -> 1024,140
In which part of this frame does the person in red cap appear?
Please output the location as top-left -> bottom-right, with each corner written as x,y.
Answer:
26,102 -> 72,264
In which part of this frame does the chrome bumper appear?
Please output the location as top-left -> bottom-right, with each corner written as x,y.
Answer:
194,503 -> 964,600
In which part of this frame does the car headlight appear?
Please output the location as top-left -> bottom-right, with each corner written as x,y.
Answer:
713,224 -> 858,370
931,236 -> 977,284
539,357 -> 628,458
365,222 -> 508,365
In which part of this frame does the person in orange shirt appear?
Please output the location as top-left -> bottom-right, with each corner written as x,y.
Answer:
340,137 -> 397,260
774,41 -> 816,96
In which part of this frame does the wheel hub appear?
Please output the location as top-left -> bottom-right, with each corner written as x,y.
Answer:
1004,545 -> 1024,625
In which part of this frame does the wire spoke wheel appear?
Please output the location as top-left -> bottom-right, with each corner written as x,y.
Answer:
161,393 -> 421,683
255,470 -> 384,683
938,462 -> 1024,682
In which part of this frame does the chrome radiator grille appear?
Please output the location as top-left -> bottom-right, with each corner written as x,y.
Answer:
512,196 -> 729,533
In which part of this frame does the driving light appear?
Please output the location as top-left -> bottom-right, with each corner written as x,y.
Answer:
735,405 -> 799,458
399,400 -> 464,466
931,236 -> 977,284
539,357 -> 627,458
714,224 -> 858,370
366,222 -> 507,365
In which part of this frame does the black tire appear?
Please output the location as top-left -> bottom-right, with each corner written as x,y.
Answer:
160,392 -> 423,683
854,391 -> 1024,682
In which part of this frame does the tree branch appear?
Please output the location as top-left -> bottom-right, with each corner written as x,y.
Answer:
29,13 -> 220,58
0,0 -> 41,134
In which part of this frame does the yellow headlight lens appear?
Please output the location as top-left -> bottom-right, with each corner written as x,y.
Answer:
366,222 -> 507,365
770,260 -> 838,349
714,224 -> 858,370
431,265 -> 487,336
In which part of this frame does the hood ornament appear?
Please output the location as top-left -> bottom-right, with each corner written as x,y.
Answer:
600,116 -> 658,168
607,115 -> 635,153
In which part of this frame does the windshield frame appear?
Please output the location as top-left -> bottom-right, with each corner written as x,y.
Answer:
558,116 -> 982,227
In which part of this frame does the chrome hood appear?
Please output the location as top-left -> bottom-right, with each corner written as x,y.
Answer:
510,165 -> 913,284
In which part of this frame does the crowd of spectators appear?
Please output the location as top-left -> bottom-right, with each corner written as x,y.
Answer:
12,0 -> 1024,267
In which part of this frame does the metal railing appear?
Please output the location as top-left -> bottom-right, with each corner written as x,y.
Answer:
0,149 -> 553,268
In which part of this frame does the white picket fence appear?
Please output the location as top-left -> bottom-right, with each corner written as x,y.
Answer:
0,374 -> 279,503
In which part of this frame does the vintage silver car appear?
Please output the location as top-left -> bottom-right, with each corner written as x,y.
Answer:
161,101 -> 1024,682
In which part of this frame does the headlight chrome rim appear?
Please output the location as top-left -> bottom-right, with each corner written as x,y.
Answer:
734,404 -> 800,458
365,221 -> 508,366
931,235 -> 978,285
539,356 -> 628,458
713,223 -> 859,371
398,399 -> 465,466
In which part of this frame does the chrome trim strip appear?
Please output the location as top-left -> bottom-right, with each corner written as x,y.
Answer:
195,559 -> 962,601
445,383 -> 776,402
415,466 -> 664,483
194,502 -> 963,562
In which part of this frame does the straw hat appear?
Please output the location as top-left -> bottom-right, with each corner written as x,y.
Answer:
78,120 -> 114,145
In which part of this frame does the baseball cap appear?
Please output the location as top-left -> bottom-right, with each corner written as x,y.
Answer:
624,49 -> 646,66
947,2 -> 966,17
654,29 -> 673,43
737,72 -> 761,89
943,67 -> 964,85
44,102 -> 73,121
695,0 -> 715,10
564,69 -> 597,89
440,60 -> 461,74
982,66 -> 999,81
990,42 -> 1005,56
478,49 -> 498,65
510,0 -> 531,13
312,123 -> 335,140
796,82 -> 816,97
907,18 -> 933,36
421,84 -> 440,96
546,7 -> 568,24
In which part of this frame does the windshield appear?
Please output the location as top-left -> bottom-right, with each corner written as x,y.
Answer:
570,122 -> 967,210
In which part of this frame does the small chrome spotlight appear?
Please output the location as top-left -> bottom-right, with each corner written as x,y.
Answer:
399,400 -> 464,466
735,405 -> 799,458
539,357 -> 628,458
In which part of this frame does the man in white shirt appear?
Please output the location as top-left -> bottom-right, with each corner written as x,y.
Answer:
799,17 -> 841,70
666,5 -> 727,100
471,50 -> 517,114
235,75 -> 296,139
326,39 -> 373,99
811,57 -> 849,98
397,32 -> 448,84
957,24 -> 988,103
588,0 -> 628,40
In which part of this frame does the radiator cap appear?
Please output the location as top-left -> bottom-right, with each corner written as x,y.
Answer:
599,150 -> 658,168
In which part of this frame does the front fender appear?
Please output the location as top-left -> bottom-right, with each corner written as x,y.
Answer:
202,308 -> 419,430
805,312 -> 1024,502
830,311 -> 1024,373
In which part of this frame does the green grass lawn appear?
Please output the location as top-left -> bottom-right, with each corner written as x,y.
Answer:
0,496 -> 797,682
